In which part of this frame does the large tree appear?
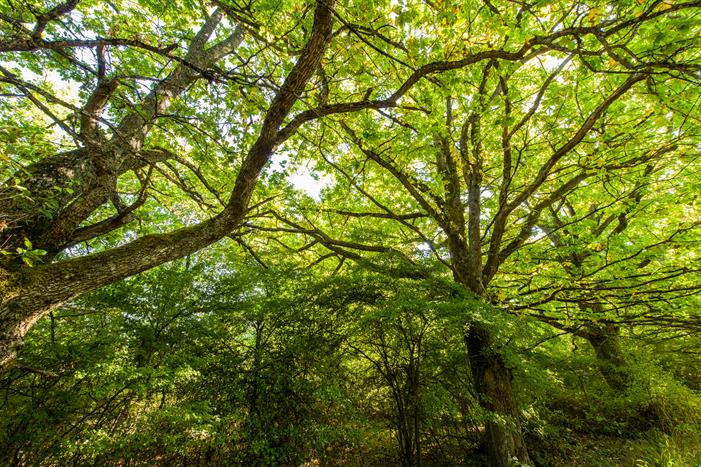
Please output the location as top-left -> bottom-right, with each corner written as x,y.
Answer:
242,1 -> 701,464
2,0 -> 701,464
0,0 -> 341,368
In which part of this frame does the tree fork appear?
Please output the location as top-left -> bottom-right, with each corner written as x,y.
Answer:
0,0 -> 336,372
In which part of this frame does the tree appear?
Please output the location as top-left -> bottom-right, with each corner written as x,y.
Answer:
344,276 -> 468,467
511,154 -> 701,391
2,1 -> 701,465
243,2 -> 701,463
0,0 -> 338,369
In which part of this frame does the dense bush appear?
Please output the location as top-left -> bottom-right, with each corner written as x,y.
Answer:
2,260 -> 700,466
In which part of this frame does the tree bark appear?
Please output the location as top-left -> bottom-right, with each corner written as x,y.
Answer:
573,301 -> 630,392
451,255 -> 529,465
465,324 -> 529,467
582,323 -> 630,392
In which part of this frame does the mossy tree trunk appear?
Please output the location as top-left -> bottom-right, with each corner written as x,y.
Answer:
580,323 -> 630,392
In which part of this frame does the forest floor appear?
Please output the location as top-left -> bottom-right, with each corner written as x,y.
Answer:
531,430 -> 701,466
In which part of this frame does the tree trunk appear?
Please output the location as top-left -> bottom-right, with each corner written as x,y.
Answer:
0,149 -> 96,254
465,325 -> 529,467
583,323 -> 630,392
447,241 -> 529,465
575,302 -> 630,392
450,244 -> 529,466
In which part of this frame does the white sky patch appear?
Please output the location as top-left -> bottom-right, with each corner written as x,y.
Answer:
540,54 -> 564,72
416,241 -> 432,258
288,167 -> 333,200
528,226 -> 545,244
44,70 -> 82,102
269,154 -> 334,200
0,59 -> 82,104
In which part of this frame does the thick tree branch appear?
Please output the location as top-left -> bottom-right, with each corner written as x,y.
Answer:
483,72 -> 647,283
0,0 -> 337,371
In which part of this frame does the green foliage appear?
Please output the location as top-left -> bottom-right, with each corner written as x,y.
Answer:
515,328 -> 701,466
2,252 -> 701,465
1,0 -> 701,465
0,259 -> 365,465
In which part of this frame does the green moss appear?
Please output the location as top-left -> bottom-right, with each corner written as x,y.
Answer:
0,267 -> 18,302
